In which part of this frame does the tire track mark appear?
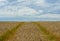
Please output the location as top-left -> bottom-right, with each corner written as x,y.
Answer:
33,22 -> 58,41
0,22 -> 24,41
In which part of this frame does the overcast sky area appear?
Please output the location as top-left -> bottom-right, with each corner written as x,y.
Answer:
0,0 -> 60,21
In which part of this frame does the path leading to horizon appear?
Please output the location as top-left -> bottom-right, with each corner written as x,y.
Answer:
0,22 -> 60,41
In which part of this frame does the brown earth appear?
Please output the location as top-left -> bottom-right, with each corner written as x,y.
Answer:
0,22 -> 60,41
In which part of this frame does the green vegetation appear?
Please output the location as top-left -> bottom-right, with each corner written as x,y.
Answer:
0,22 -> 24,41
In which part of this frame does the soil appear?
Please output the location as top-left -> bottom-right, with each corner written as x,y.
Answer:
0,22 -> 60,41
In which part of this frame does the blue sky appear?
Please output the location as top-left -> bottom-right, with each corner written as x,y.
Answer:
0,0 -> 60,21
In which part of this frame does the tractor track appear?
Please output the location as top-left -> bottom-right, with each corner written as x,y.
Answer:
0,22 -> 60,41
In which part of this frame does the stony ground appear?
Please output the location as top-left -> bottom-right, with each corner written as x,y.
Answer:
0,22 -> 60,41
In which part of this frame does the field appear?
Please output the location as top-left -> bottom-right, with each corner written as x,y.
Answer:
0,22 -> 60,41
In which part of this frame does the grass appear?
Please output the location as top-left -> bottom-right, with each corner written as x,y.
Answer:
0,22 -> 24,41
33,22 -> 58,41
0,22 -> 59,41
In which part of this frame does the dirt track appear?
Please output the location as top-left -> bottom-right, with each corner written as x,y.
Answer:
0,22 -> 60,41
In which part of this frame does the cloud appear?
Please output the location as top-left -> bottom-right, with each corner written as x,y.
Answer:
17,7 -> 38,16
0,10 -> 16,17
0,0 -> 6,1
0,0 -> 7,6
0,0 -> 60,21
0,5 -> 38,17
34,0 -> 46,7
0,5 -> 17,17
35,14 -> 60,18
0,4 -> 60,19
33,0 -> 52,8
17,0 -> 24,2
32,0 -> 60,14
38,10 -> 44,14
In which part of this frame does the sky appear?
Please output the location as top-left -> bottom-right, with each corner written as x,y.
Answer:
0,0 -> 60,21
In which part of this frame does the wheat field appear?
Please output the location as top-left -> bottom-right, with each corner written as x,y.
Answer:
0,22 -> 60,41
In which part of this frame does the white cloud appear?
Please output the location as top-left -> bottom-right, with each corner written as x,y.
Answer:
34,0 -> 50,7
0,5 -> 60,18
53,5 -> 60,10
0,10 -> 16,17
17,7 -> 38,16
17,0 -> 25,2
38,10 -> 44,14
34,0 -> 45,6
33,0 -> 60,8
0,0 -> 6,1
0,5 -> 18,17
0,5 -> 38,17
0,0 -> 60,19
35,14 -> 60,18
0,0 -> 3,1
17,0 -> 34,6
